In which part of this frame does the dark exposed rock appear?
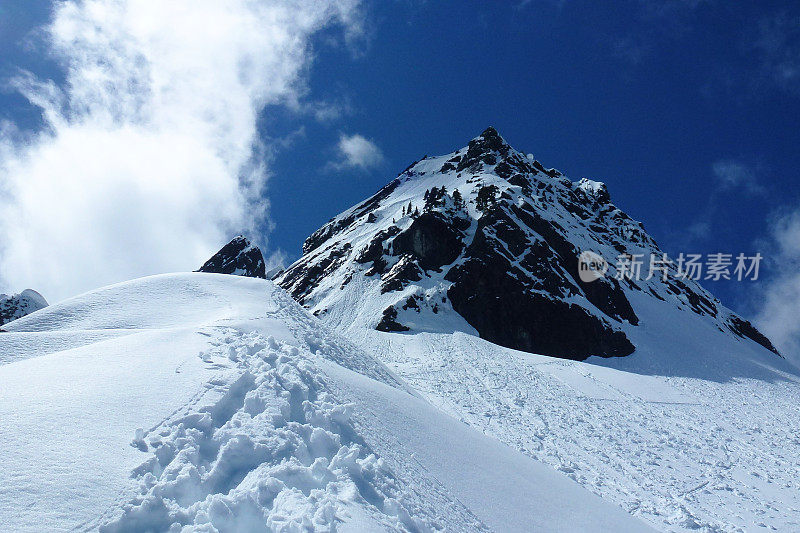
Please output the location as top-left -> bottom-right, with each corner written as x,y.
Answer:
578,180 -> 611,204
494,161 -> 514,179
0,289 -> 48,326
381,255 -> 423,294
441,206 -> 635,359
560,197 -> 592,220
197,236 -> 266,279
356,226 -> 401,275
366,257 -> 388,277
487,209 -> 530,257
392,213 -> 463,271
402,295 -> 420,311
531,159 -> 548,174
446,250 -> 634,359
520,241 -> 571,297
280,243 -> 352,304
457,127 -> 511,172
671,279 -> 718,317
376,306 -> 409,332
727,316 -> 781,355
507,173 -> 532,194
510,204 -> 638,324
355,237 -> 383,263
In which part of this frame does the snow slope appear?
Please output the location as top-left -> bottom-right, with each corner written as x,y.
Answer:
0,273 -> 650,532
347,318 -> 800,532
273,127 -> 800,530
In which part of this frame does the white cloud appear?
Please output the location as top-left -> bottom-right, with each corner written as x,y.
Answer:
334,133 -> 384,170
306,99 -> 352,122
711,159 -> 765,195
755,208 -> 800,365
0,0 -> 362,302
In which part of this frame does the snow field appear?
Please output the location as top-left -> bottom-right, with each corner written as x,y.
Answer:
1,273 -> 651,532
353,329 -> 800,532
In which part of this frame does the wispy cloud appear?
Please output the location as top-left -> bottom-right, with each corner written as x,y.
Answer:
333,133 -> 384,171
673,159 -> 767,247
605,0 -> 710,66
611,37 -> 651,66
753,11 -> 800,95
712,159 -> 766,195
0,0 -> 363,302
306,100 -> 352,123
755,207 -> 800,364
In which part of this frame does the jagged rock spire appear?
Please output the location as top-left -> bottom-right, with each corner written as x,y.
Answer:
471,126 -> 511,154
477,126 -> 507,146
198,235 -> 266,279
454,126 -> 513,173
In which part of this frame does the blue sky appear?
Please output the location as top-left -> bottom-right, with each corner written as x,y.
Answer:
1,0 -> 799,329
263,0 -> 800,315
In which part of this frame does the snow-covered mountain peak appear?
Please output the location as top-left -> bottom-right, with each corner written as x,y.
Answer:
461,125 -> 512,160
277,129 -> 778,363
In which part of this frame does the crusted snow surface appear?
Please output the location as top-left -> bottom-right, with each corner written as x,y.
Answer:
0,273 -> 649,532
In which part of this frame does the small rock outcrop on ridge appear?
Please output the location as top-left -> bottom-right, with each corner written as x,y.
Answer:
198,235 -> 267,279
0,289 -> 48,326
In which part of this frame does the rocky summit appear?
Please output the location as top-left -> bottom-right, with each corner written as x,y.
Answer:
198,235 -> 267,279
0,289 -> 48,327
276,127 -> 778,361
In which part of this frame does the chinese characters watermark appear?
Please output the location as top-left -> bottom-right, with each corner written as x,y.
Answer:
578,251 -> 762,282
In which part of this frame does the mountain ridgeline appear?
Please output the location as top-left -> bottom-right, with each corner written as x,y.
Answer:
215,128 -> 778,361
